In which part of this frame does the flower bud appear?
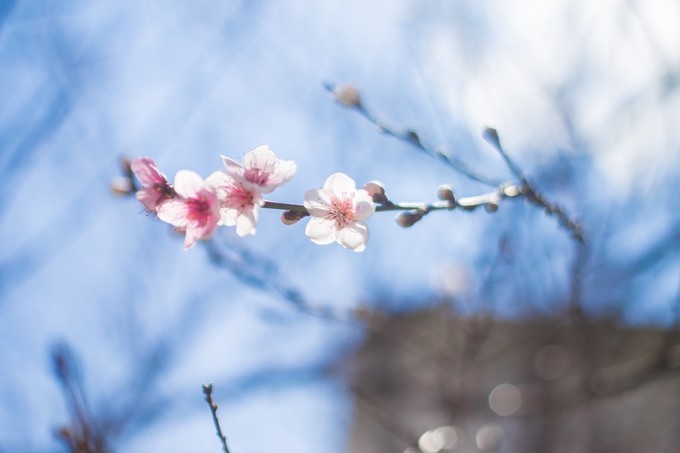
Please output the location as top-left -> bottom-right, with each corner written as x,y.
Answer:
110,176 -> 134,196
332,84 -> 361,107
501,184 -> 521,197
396,209 -> 426,228
483,127 -> 501,150
436,184 -> 456,203
484,201 -> 499,213
281,210 -> 307,225
363,181 -> 388,205
406,130 -> 420,145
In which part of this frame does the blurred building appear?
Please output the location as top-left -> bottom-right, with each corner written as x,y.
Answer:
347,305 -> 680,453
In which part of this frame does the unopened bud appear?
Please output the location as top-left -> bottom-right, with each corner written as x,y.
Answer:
395,209 -> 426,228
110,176 -> 134,196
281,210 -> 306,225
332,84 -> 361,107
485,201 -> 499,213
406,130 -> 420,145
483,127 -> 501,150
436,184 -> 456,203
363,181 -> 388,205
501,184 -> 521,197
56,427 -> 72,440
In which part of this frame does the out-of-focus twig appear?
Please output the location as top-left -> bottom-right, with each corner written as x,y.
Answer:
479,128 -> 584,243
325,83 -> 503,188
326,83 -> 585,243
202,383 -> 231,453
52,343 -> 110,453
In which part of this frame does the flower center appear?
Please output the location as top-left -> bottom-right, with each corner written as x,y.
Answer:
244,168 -> 270,186
227,184 -> 255,209
187,197 -> 211,225
329,197 -> 356,228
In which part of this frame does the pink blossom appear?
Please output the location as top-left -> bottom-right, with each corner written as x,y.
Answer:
130,157 -> 175,212
304,173 -> 375,252
206,171 -> 264,237
221,145 -> 296,194
156,171 -> 220,249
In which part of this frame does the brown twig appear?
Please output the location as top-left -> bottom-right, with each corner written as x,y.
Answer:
325,83 -> 503,188
326,83 -> 585,243
202,383 -> 231,453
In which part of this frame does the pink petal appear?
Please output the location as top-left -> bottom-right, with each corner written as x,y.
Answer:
157,200 -> 192,228
136,188 -> 163,212
183,226 -> 201,249
173,170 -> 205,198
131,157 -> 167,186
192,214 -> 219,241
305,217 -> 338,245
337,223 -> 368,252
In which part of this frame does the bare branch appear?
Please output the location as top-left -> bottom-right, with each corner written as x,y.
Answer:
202,383 -> 231,453
483,127 -> 585,243
325,83 -> 503,187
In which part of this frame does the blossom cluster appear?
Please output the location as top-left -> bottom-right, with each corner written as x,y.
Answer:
131,146 -> 376,252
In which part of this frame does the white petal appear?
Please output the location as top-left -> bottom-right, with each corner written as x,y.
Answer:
273,159 -> 296,181
337,223 -> 369,252
157,200 -> 191,227
303,189 -> 331,217
354,190 -> 376,221
323,173 -> 356,199
218,207 -> 238,226
305,217 -> 337,245
260,159 -> 297,193
235,209 -> 257,236
206,170 -> 230,188
173,170 -> 204,198
243,145 -> 277,173
220,155 -> 243,171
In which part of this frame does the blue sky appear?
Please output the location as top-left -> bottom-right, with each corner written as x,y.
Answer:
1,0 -> 679,451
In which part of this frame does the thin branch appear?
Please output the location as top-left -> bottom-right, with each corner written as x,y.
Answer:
483,128 -> 524,180
325,83 -> 503,187
202,383 -> 231,453
326,84 -> 584,242
263,183 -> 524,218
483,127 -> 585,243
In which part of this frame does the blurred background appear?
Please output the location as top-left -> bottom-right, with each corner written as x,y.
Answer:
1,0 -> 679,452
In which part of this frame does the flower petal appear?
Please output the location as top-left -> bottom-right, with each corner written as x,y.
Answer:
131,157 -> 167,186
218,207 -> 238,226
305,217 -> 338,245
303,189 -> 331,217
235,207 -> 258,236
243,145 -> 277,173
157,199 -> 192,227
337,223 -> 369,252
354,190 -> 376,222
220,155 -> 243,171
323,173 -> 356,199
183,228 -> 200,249
173,170 -> 204,198
136,188 -> 163,212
